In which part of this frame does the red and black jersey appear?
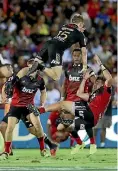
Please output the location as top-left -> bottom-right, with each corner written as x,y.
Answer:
89,84 -> 111,125
11,75 -> 45,107
53,24 -> 86,50
64,63 -> 92,102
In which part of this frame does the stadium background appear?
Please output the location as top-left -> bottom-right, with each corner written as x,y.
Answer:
0,0 -> 117,148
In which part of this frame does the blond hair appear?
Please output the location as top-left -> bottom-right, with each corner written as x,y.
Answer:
70,13 -> 84,24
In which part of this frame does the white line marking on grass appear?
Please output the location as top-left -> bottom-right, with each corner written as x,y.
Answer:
0,167 -> 117,171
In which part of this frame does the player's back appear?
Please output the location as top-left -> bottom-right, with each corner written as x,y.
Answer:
89,84 -> 111,124
53,24 -> 86,50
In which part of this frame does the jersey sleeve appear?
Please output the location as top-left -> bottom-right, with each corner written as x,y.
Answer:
76,31 -> 86,48
104,84 -> 112,94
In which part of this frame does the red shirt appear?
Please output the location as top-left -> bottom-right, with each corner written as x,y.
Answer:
49,111 -> 60,134
49,111 -> 60,127
11,75 -> 45,107
89,84 -> 111,125
64,64 -> 92,102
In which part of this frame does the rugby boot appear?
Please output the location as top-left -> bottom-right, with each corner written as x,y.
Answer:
71,143 -> 86,155
50,143 -> 58,157
0,152 -> 9,160
89,144 -> 97,155
40,149 -> 47,157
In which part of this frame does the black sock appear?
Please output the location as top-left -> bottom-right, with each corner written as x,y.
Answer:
71,129 -> 79,138
44,135 -> 53,149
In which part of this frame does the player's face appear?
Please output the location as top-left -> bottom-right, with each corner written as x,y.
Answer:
93,79 -> 103,91
78,22 -> 85,33
72,51 -> 82,64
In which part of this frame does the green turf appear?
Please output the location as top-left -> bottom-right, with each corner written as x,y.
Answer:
0,149 -> 117,170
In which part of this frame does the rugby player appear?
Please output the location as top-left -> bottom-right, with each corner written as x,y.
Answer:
0,66 -> 48,159
0,83 -> 57,157
61,48 -> 95,153
28,55 -> 112,155
25,14 -> 88,80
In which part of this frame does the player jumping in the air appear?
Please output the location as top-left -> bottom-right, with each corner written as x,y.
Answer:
28,55 -> 112,155
26,14 -> 87,80
0,64 -> 56,160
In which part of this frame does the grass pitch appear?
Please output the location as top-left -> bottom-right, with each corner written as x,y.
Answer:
0,149 -> 117,171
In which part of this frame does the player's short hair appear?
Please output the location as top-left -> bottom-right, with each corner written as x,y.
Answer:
96,76 -> 105,83
70,14 -> 84,24
72,48 -> 81,54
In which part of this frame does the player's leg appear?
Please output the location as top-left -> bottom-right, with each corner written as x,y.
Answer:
0,117 -> 18,159
0,113 -> 13,155
0,106 -> 21,159
71,120 -> 86,155
27,113 -> 46,156
100,128 -> 106,148
21,115 -> 57,155
28,101 -> 75,116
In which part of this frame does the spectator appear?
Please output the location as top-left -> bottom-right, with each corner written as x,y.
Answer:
97,44 -> 112,64
46,82 -> 60,105
91,39 -> 103,55
95,7 -> 110,24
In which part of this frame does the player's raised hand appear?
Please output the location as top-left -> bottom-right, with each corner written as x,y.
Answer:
82,65 -> 87,73
94,55 -> 102,65
83,69 -> 91,80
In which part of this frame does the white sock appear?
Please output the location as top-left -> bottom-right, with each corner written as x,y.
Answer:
100,142 -> 105,147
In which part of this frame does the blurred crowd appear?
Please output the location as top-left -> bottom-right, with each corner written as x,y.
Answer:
0,0 -> 117,107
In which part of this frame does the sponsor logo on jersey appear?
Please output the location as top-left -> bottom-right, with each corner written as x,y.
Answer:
22,87 -> 35,93
69,74 -> 81,81
51,56 -> 60,65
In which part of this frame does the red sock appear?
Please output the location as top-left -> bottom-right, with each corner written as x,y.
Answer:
37,137 -> 45,151
70,136 -> 75,147
5,142 -> 11,153
38,107 -> 45,114
90,137 -> 95,144
74,137 -> 82,145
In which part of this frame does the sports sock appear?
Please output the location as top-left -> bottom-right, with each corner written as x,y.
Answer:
90,137 -> 95,144
74,137 -> 82,145
70,135 -> 75,147
85,127 -> 95,144
37,137 -> 45,151
71,130 -> 82,145
5,142 -> 11,153
44,136 -> 53,149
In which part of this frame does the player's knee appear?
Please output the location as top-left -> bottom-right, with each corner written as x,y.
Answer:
0,122 -> 7,132
6,125 -> 15,133
28,127 -> 36,136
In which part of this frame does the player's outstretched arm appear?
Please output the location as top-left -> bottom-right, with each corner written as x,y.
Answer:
40,89 -> 47,106
94,55 -> 113,87
81,47 -> 87,71
76,70 -> 90,101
